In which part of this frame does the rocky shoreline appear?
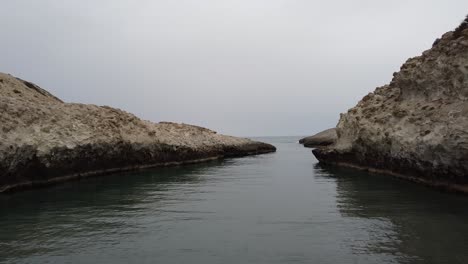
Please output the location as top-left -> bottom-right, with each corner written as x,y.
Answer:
313,149 -> 468,194
312,16 -> 468,193
0,73 -> 275,193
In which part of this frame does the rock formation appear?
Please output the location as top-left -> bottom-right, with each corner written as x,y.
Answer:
313,16 -> 468,193
299,128 -> 337,148
0,73 -> 275,193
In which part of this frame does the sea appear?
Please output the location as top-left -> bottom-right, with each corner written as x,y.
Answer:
1,136 -> 467,264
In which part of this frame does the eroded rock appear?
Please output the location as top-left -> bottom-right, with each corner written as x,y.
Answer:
313,16 -> 468,193
0,73 -> 276,193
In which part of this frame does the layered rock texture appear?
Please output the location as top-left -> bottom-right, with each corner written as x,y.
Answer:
313,16 -> 468,192
0,73 -> 275,193
299,128 -> 337,148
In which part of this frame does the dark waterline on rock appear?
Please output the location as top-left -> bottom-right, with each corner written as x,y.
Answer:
1,137 -> 468,264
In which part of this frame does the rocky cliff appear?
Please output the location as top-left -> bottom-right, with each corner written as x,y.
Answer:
313,16 -> 468,192
0,73 -> 275,193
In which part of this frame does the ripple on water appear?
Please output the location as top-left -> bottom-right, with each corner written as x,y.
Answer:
1,137 -> 468,264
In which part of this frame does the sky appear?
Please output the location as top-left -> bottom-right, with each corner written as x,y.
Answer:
1,1 -> 467,136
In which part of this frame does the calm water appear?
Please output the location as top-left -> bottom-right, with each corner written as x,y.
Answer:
1,137 -> 468,264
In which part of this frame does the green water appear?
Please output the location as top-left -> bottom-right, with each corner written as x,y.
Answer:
1,137 -> 468,264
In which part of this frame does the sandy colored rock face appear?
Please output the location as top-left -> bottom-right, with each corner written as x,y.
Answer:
299,128 -> 337,148
313,18 -> 468,192
0,73 -> 275,192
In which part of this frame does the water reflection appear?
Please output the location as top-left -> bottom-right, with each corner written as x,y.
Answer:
315,164 -> 468,264
0,161 -> 226,262
1,138 -> 468,264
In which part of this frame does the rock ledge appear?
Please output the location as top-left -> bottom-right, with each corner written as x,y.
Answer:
299,128 -> 337,148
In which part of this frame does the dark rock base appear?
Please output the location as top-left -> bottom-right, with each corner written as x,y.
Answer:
0,142 -> 275,193
313,148 -> 468,194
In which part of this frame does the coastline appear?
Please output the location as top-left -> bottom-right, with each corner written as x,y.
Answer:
0,73 -> 276,194
313,148 -> 468,194
310,17 -> 468,192
0,146 -> 275,194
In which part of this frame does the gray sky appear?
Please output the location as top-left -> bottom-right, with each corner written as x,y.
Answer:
1,1 -> 467,136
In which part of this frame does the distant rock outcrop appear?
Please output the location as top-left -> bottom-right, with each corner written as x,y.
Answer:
299,128 -> 337,148
0,73 -> 275,193
313,16 -> 468,193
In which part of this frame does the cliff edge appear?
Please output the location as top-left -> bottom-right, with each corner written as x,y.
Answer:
313,16 -> 468,192
0,73 -> 276,193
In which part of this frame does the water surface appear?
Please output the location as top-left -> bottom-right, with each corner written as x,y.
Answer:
1,137 -> 468,264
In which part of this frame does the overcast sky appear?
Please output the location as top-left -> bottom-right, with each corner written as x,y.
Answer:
1,1 -> 467,136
